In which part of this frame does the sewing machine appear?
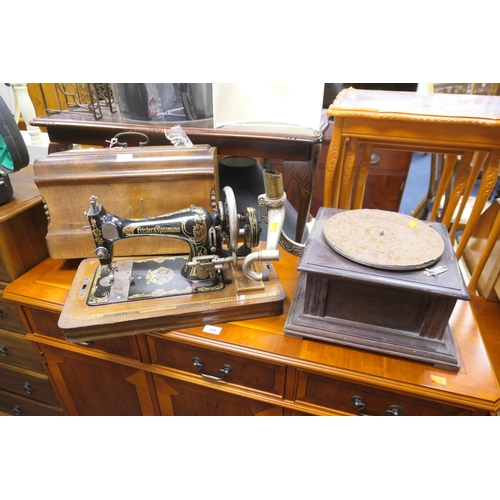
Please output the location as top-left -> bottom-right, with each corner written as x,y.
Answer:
81,167 -> 297,303
58,167 -> 302,342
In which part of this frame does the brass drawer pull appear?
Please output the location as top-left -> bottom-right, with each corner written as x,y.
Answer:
23,382 -> 32,394
191,357 -> 233,381
0,344 -> 7,356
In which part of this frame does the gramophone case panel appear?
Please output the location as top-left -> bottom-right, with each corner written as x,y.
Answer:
33,145 -> 217,260
285,208 -> 470,372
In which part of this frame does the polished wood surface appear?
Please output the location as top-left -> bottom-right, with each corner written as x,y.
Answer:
5,246 -> 500,415
31,108 -> 328,243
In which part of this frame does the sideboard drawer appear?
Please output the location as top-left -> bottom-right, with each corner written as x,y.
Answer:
0,329 -> 44,373
0,364 -> 59,406
22,306 -> 142,361
0,388 -> 64,416
294,370 -> 475,416
147,336 -> 287,398
22,306 -> 64,339
0,286 -> 26,333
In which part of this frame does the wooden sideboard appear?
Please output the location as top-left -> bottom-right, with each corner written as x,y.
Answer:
0,166 -> 63,416
4,246 -> 500,416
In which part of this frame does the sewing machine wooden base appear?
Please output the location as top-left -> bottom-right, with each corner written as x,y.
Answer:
59,255 -> 286,343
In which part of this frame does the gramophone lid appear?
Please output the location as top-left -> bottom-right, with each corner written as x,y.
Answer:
323,209 -> 445,270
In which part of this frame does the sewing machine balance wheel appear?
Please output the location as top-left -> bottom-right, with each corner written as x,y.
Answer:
221,185 -> 240,252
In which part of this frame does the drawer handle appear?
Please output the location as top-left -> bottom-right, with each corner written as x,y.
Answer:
351,395 -> 405,416
76,341 -> 94,346
23,382 -> 32,394
0,308 -> 3,320
191,357 -> 233,381
13,405 -> 22,416
386,405 -> 404,416
0,344 -> 7,357
350,395 -> 370,416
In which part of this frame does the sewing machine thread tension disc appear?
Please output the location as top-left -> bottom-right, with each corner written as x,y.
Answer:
323,209 -> 445,270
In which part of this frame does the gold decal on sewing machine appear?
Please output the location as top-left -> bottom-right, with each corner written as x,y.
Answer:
123,224 -> 181,236
90,219 -> 104,246
192,215 -> 208,242
146,267 -> 175,286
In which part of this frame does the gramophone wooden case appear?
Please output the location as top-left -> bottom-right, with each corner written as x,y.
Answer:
33,145 -> 217,260
285,208 -> 470,372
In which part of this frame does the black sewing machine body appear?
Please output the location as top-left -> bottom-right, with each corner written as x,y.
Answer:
81,175 -> 286,307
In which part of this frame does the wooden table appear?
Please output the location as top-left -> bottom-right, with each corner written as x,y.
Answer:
31,109 -> 328,243
324,88 -> 500,220
5,245 -> 500,415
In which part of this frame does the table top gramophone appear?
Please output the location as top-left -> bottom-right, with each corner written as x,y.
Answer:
285,207 -> 470,372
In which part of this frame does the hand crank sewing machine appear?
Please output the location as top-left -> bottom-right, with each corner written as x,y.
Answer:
82,168 -> 300,306
37,145 -> 304,343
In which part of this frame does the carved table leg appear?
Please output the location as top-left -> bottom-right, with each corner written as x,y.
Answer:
283,142 -> 321,242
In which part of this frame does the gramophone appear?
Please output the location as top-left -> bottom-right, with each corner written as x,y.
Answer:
285,207 -> 470,372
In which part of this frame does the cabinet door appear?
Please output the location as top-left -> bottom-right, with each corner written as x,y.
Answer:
153,373 -> 283,416
38,343 -> 157,416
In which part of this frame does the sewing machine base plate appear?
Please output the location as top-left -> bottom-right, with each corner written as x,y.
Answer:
59,255 -> 286,343
87,256 -> 225,306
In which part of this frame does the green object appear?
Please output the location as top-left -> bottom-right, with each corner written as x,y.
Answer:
0,134 -> 15,171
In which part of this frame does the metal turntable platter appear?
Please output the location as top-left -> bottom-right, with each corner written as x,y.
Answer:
323,209 -> 445,270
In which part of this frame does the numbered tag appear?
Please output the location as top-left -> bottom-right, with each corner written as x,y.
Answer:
203,325 -> 222,335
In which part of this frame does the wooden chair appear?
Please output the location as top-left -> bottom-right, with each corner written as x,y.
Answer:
413,83 -> 500,222
323,88 -> 500,298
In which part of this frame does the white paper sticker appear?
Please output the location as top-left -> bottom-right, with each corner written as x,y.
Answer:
116,154 -> 133,162
203,325 -> 222,335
